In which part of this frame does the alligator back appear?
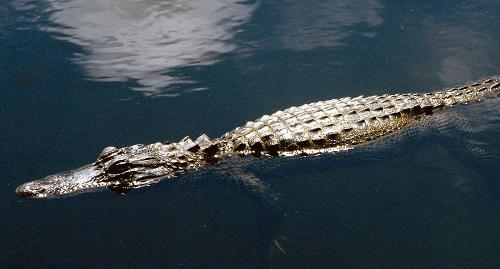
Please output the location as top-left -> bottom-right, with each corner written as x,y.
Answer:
15,76 -> 500,198
220,77 -> 500,157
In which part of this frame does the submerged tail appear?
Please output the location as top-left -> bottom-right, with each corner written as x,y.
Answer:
429,76 -> 500,108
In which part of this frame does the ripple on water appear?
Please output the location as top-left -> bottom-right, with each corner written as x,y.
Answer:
13,0 -> 259,96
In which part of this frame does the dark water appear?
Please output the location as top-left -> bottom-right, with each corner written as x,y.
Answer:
2,0 -> 500,268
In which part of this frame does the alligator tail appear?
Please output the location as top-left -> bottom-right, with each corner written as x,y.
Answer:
430,76 -> 500,108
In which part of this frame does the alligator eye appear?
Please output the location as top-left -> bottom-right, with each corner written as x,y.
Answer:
99,146 -> 118,158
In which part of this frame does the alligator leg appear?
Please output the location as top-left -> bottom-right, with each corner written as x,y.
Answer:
222,168 -> 288,263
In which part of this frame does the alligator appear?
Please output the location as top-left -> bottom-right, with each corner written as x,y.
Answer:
16,76 -> 500,199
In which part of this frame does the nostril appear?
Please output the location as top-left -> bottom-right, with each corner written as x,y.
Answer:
15,184 -> 27,193
15,183 -> 45,197
16,186 -> 33,197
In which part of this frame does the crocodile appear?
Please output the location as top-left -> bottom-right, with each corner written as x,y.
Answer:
16,76 -> 500,198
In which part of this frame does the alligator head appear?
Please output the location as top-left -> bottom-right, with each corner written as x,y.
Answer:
16,136 -> 215,199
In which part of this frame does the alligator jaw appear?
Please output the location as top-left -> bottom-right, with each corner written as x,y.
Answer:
16,164 -> 105,199
15,140 -> 210,199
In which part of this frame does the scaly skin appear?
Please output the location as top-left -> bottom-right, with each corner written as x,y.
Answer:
16,76 -> 500,198
219,77 -> 500,157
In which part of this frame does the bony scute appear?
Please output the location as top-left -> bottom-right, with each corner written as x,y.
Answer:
15,76 -> 500,199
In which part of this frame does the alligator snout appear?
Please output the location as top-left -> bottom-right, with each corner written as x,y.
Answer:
16,181 -> 46,198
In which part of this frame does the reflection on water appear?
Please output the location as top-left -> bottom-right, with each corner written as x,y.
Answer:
36,0 -> 259,96
423,20 -> 498,84
3,0 -> 500,268
415,2 -> 500,85
9,0 -> 387,96
275,0 -> 383,50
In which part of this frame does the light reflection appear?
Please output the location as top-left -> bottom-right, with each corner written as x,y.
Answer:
34,0 -> 259,96
421,6 -> 499,85
428,23 -> 497,85
275,0 -> 383,50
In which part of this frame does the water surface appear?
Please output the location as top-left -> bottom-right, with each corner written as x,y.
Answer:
1,0 -> 500,268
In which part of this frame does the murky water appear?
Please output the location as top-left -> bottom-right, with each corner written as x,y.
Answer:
1,0 -> 500,268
